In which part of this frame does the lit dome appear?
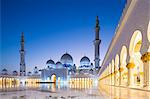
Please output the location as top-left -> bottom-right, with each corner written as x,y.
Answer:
46,59 -> 55,64
46,59 -> 55,69
34,66 -> 39,74
12,70 -> 18,76
1,68 -> 8,75
27,71 -> 32,76
56,61 -> 63,68
60,53 -> 73,66
2,68 -> 7,72
80,56 -> 90,66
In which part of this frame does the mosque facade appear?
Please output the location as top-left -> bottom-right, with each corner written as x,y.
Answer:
39,16 -> 101,82
41,53 -> 95,82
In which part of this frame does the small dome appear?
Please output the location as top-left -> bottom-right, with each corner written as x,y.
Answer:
46,59 -> 55,64
13,70 -> 17,73
61,53 -> 73,65
35,71 -> 38,74
27,71 -> 32,76
80,56 -> 90,66
56,61 -> 63,68
12,71 -> 18,76
2,68 -> 7,72
28,71 -> 31,73
1,68 -> 8,75
46,59 -> 55,69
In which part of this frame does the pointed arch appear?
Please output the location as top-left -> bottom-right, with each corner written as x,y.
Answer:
128,30 -> 143,86
120,45 -> 128,86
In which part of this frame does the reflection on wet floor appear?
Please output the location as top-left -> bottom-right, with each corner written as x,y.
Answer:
0,81 -> 150,99
0,90 -> 106,99
0,80 -> 106,99
99,83 -> 150,99
0,79 -> 94,92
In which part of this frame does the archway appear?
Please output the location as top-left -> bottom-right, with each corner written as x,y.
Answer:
51,74 -> 56,83
129,30 -> 143,87
120,46 -> 128,86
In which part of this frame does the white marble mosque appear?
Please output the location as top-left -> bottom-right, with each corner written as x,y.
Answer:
0,16 -> 100,90
41,53 -> 96,82
0,0 -> 150,99
0,15 -> 100,98
0,12 -> 100,85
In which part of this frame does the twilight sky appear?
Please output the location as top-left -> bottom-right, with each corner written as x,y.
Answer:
0,0 -> 126,73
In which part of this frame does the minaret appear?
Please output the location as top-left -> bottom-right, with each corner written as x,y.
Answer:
20,32 -> 26,76
94,16 -> 101,70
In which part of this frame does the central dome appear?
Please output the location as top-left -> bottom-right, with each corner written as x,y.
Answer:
60,53 -> 73,65
80,56 -> 90,66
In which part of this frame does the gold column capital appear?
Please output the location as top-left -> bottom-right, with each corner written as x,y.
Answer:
126,63 -> 135,69
118,67 -> 124,72
133,73 -> 137,76
140,72 -> 144,75
141,52 -> 150,62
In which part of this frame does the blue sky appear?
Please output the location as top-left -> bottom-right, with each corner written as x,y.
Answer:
1,0 -> 126,73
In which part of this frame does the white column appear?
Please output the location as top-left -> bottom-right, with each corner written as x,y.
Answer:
147,61 -> 150,88
127,63 -> 135,87
144,60 -> 150,88
119,69 -> 121,86
141,52 -> 150,89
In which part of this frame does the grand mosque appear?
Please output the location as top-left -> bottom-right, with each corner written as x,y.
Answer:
0,1 -> 150,98
41,53 -> 95,82
40,16 -> 101,82
0,15 -> 101,85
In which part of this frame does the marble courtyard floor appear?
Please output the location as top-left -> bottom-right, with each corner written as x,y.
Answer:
0,83 -> 150,99
99,84 -> 150,99
0,85 -> 109,99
